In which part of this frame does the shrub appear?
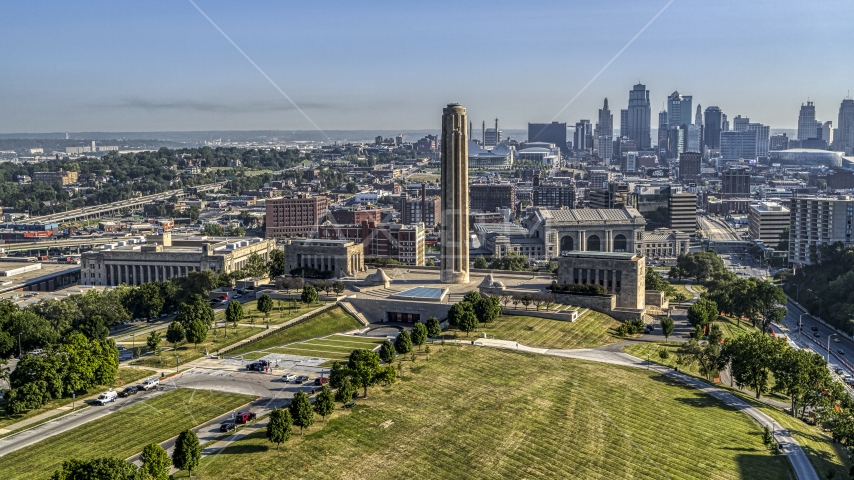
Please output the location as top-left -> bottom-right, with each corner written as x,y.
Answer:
548,282 -> 607,296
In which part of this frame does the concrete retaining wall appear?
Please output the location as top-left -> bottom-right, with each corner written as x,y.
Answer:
553,292 -> 616,314
501,308 -> 579,322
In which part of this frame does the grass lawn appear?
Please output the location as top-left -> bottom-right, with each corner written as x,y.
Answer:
225,306 -> 362,356
188,347 -> 791,480
668,283 -> 694,300
0,388 -> 254,480
132,325 -> 265,369
0,367 -> 153,431
222,300 -> 330,326
444,310 -> 624,350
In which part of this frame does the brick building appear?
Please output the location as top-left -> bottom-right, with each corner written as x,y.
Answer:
318,221 -> 425,266
265,195 -> 329,238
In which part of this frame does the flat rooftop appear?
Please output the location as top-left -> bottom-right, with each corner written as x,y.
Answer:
389,286 -> 448,302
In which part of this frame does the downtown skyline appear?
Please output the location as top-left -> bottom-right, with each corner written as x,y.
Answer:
2,0 -> 853,133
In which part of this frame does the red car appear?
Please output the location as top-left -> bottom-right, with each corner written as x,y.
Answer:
235,412 -> 256,424
314,377 -> 329,386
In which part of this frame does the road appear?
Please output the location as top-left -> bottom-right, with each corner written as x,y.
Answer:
699,215 -> 741,241
0,363 -> 324,458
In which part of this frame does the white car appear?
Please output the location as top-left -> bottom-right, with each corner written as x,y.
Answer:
139,378 -> 160,391
95,390 -> 117,405
281,374 -> 296,382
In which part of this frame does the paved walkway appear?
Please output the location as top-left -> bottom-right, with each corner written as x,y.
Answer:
472,338 -> 819,480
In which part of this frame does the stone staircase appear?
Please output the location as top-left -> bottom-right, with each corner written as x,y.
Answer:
338,301 -> 370,326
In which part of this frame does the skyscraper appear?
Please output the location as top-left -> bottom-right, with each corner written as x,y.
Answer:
657,110 -> 668,150
798,101 -> 819,140
703,106 -> 723,149
484,118 -> 501,146
620,109 -> 629,137
733,115 -> 750,132
722,113 -> 729,133
596,98 -> 613,137
695,104 -> 703,150
528,121 -> 567,152
822,121 -> 834,147
440,103 -> 469,284
747,123 -> 770,157
667,91 -> 693,128
837,98 -> 854,154
574,120 -> 592,151
627,83 -> 651,149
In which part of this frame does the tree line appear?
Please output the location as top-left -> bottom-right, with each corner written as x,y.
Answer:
783,242 -> 854,334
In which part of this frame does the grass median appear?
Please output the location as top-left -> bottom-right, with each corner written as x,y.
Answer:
226,306 -> 362,357
189,347 -> 791,479
0,388 -> 254,480
132,325 -> 265,369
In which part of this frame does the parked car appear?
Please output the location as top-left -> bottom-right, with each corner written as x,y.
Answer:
118,386 -> 138,397
219,422 -> 236,432
314,377 -> 329,386
247,360 -> 270,371
281,374 -> 296,382
295,375 -> 310,384
94,390 -> 118,405
117,345 -> 127,351
139,378 -> 160,391
235,412 -> 256,424
160,313 -> 168,318
219,295 -> 228,301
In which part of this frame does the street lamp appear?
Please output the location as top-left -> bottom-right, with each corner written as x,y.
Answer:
827,334 -> 838,363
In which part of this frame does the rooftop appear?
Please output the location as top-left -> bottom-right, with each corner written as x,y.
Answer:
538,207 -> 644,224
559,251 -> 639,260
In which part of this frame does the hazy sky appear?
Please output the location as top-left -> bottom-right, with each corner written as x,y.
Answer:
2,0 -> 853,134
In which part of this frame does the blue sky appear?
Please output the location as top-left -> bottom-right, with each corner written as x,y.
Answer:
2,0 -> 852,133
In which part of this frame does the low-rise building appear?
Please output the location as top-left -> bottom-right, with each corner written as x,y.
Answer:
556,251 -> 645,311
317,221 -> 425,266
642,228 -> 690,259
473,223 -> 545,260
284,239 -> 365,278
81,233 -> 275,286
33,169 -> 78,185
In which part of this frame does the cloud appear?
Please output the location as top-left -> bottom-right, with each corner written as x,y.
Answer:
91,98 -> 334,113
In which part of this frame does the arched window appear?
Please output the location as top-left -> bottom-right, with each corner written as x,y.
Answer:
613,234 -> 627,252
560,235 -> 574,253
587,235 -> 601,251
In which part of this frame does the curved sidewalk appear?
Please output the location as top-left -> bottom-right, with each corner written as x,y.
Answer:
473,338 -> 819,480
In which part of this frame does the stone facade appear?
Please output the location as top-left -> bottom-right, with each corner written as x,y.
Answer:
81,234 -> 274,286
284,239 -> 365,278
440,103 -> 470,283
642,228 -> 690,259
556,251 -> 645,310
523,207 -> 646,259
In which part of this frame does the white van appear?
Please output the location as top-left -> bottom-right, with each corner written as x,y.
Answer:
94,390 -> 117,405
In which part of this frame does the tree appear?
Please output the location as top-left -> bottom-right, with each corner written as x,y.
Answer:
379,340 -> 396,363
426,258 -> 435,267
266,408 -> 293,449
268,249 -> 286,278
488,252 -> 530,271
171,270 -> 218,304
172,429 -> 201,477
687,298 -> 718,333
474,295 -> 501,323
244,252 -> 268,278
139,443 -> 170,480
457,307 -> 479,336
201,223 -> 225,236
520,294 -> 533,310
130,282 -> 164,319
447,301 -> 475,327
164,321 -> 184,352
660,317 -> 675,343
257,294 -> 273,323
184,318 -> 207,351
474,255 -> 489,269
411,323 -> 427,351
332,281 -> 345,296
772,348 -> 833,418
226,224 -> 246,237
394,330 -> 412,354
723,332 -> 786,398
335,376 -> 356,403
348,349 -> 383,397
289,391 -> 314,434
51,457 -> 138,480
314,385 -> 335,420
426,317 -> 441,338
301,285 -> 318,305
225,300 -> 243,336
146,331 -> 161,361
176,294 -> 215,330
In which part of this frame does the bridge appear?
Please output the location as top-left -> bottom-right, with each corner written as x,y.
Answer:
23,182 -> 226,225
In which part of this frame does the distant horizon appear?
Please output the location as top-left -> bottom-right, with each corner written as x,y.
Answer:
2,1 -> 852,133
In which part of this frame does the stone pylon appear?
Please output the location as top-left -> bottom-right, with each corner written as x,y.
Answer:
440,103 -> 469,283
